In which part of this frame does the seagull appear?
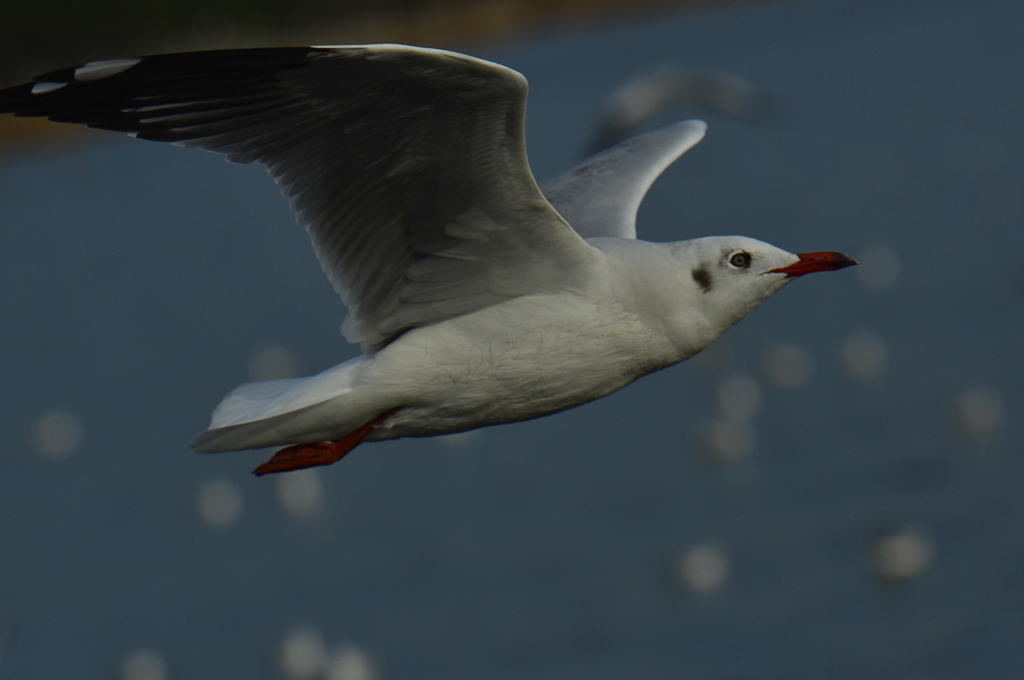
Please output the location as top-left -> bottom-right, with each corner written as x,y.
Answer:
588,67 -> 770,154
0,45 -> 856,475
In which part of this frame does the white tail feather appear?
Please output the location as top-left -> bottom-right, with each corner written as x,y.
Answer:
208,357 -> 364,429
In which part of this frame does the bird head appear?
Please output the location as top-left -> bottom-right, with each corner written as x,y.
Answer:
677,236 -> 857,332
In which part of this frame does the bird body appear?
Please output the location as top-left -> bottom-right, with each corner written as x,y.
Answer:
196,234 -> 801,453
0,44 -> 856,474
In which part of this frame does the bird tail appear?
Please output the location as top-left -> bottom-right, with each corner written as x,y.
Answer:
191,357 -> 383,453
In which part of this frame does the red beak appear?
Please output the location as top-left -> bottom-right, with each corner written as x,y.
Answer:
770,251 -> 858,277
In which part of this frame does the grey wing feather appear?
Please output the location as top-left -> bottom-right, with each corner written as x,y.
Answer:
0,44 -> 598,352
543,119 -> 706,239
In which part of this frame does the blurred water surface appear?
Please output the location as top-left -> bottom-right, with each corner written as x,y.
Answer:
2,0 -> 1022,678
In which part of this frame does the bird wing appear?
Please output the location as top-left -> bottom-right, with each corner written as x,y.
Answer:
0,45 -> 600,352
542,119 -> 706,239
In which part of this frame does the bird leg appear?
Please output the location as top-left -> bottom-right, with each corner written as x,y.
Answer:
252,411 -> 392,476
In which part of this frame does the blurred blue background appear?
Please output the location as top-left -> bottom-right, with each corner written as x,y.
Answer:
1,0 -> 1022,678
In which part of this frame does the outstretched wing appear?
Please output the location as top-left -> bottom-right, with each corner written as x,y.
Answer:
0,45 -> 599,351
543,119 -> 706,239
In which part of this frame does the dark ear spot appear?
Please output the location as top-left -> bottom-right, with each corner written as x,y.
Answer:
691,266 -> 712,293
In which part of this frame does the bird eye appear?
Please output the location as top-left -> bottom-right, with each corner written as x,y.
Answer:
729,251 -> 752,268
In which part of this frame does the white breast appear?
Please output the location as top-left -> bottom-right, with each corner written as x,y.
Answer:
363,285 -> 680,438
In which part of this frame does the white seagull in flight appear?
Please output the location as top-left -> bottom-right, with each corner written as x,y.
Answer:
0,45 -> 855,475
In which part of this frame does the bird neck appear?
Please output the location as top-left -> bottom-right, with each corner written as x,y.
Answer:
594,238 -> 722,364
